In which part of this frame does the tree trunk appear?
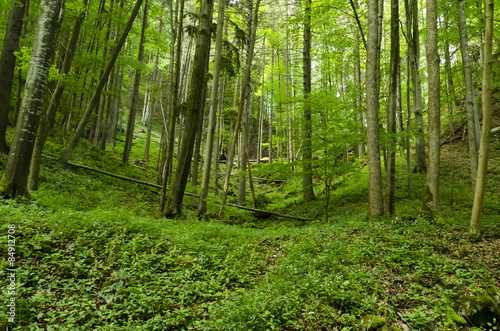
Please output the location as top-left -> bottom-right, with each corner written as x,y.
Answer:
0,0 -> 63,198
366,0 -> 384,217
159,0 -> 184,213
410,0 -> 425,173
122,0 -> 148,164
218,0 -> 262,219
458,0 -> 480,188
28,0 -> 88,191
0,0 -> 27,154
385,0 -> 399,216
197,0 -> 225,215
257,36 -> 265,165
469,0 -> 494,241
425,0 -> 440,216
58,0 -> 144,165
164,0 -> 214,217
302,0 -> 315,203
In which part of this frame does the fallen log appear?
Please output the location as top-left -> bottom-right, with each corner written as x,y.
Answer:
45,156 -> 307,220
227,203 -> 313,222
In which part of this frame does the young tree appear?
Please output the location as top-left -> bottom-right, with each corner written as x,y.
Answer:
0,0 -> 27,154
302,0 -> 315,203
469,0 -> 494,241
163,0 -> 214,217
366,0 -> 383,217
425,0 -> 440,215
0,0 -> 63,198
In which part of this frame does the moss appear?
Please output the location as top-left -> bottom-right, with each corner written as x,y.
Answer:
447,307 -> 467,325
358,315 -> 386,330
0,172 -> 12,197
389,327 -> 403,331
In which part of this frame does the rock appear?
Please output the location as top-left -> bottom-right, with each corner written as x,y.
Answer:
358,314 -> 387,330
454,285 -> 500,329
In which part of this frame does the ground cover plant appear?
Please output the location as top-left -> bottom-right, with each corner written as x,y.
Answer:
1,129 -> 499,330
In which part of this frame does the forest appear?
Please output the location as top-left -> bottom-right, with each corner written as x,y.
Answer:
0,0 -> 499,329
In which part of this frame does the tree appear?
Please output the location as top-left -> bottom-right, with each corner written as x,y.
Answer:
302,0 -> 315,203
405,0 -> 425,173
122,0 -> 149,164
469,0 -> 494,241
425,0 -> 440,215
28,0 -> 89,191
58,0 -> 145,165
365,0 -> 383,218
163,0 -> 214,217
0,0 -> 63,198
198,0 -> 225,216
0,0 -> 27,154
457,0 -> 481,188
386,0 -> 399,216
218,0 -> 262,219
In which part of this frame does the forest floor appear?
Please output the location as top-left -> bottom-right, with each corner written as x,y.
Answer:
1,121 -> 500,330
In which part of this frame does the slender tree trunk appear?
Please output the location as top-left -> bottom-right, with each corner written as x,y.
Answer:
257,36 -> 265,164
469,0 -> 493,241
269,44 -> 274,164
0,0 -> 63,198
366,0 -> 384,217
457,0 -> 480,188
197,0 -> 225,215
386,0 -> 399,215
159,0 -> 184,213
0,0 -> 27,154
58,0 -> 144,165
302,0 -> 315,203
410,0 -> 425,173
218,0 -> 261,219
164,0 -> 214,217
425,0 -> 440,215
122,0 -> 148,164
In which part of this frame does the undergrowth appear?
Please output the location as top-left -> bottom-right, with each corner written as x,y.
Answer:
0,121 -> 499,330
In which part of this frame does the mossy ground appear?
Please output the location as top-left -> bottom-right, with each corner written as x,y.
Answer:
0,120 -> 499,330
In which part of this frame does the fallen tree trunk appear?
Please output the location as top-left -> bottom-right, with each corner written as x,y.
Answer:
44,156 -> 308,220
227,203 -> 313,221
441,117 -> 467,146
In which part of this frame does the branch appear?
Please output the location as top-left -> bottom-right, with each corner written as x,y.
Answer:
349,0 -> 367,51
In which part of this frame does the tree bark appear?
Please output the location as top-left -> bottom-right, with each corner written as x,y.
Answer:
302,0 -> 315,203
58,0 -> 144,165
159,0 -> 184,213
406,0 -> 425,173
122,0 -> 148,164
366,0 -> 384,217
197,0 -> 225,215
469,0 -> 494,241
386,0 -> 399,216
425,0 -> 440,216
218,0 -> 261,219
457,0 -> 480,188
28,0 -> 88,191
0,0 -> 63,198
0,0 -> 27,154
164,0 -> 214,217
